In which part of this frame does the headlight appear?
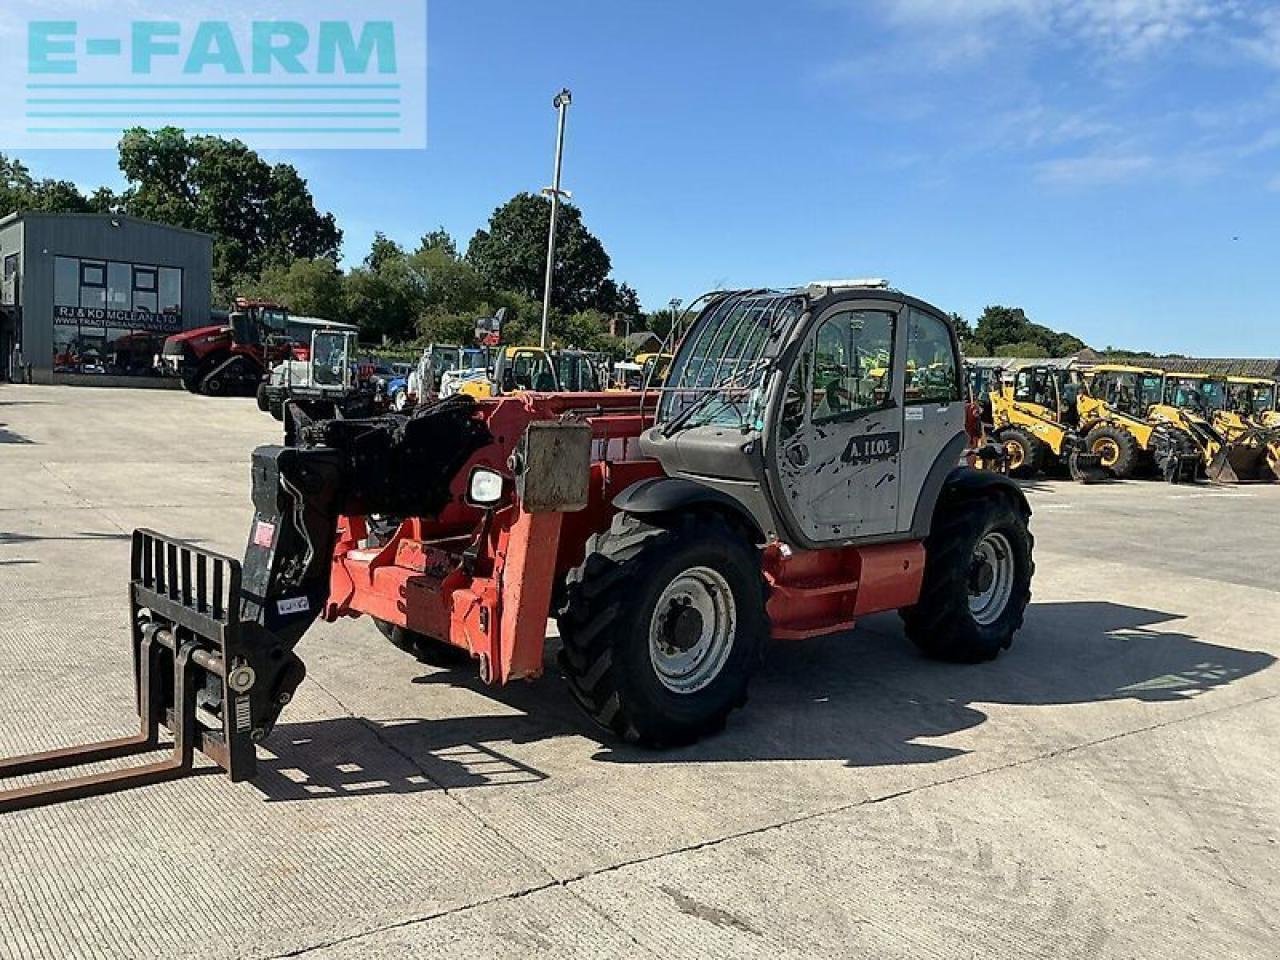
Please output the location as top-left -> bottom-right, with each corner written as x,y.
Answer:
467,467 -> 505,507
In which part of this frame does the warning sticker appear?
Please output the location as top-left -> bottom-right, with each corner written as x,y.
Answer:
253,521 -> 276,549
277,596 -> 310,616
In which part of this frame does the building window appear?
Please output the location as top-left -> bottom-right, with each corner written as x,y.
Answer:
80,261 -> 106,288
52,255 -> 184,377
1,253 -> 16,306
133,267 -> 158,293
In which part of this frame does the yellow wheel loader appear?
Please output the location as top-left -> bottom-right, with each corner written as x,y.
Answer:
1076,365 -> 1200,482
1158,373 -> 1275,484
989,365 -> 1109,482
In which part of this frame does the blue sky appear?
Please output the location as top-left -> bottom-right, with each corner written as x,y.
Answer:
12,0 -> 1280,355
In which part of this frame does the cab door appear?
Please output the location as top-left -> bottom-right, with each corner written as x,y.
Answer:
897,307 -> 966,532
770,302 -> 905,545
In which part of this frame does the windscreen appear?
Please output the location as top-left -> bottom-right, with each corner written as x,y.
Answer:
657,292 -> 803,430
1255,384 -> 1277,413
311,331 -> 351,388
1165,377 -> 1220,413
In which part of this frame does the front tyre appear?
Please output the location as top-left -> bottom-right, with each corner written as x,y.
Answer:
902,492 -> 1033,663
557,512 -> 767,747
1085,424 -> 1140,479
996,426 -> 1046,479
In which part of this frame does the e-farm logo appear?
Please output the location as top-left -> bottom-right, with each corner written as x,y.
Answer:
1,1 -> 426,149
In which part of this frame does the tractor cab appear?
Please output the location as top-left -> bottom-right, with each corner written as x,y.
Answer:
307,329 -> 356,394
1008,365 -> 1080,426
1226,377 -> 1276,420
1163,373 -> 1225,418
644,283 -> 968,545
1082,365 -> 1164,420
554,350 -> 602,392
231,299 -> 290,349
499,346 -> 558,393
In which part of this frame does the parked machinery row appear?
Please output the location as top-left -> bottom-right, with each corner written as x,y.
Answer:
969,363 -> 1280,484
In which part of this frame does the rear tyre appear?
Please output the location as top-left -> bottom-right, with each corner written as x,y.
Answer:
372,618 -> 471,668
902,492 -> 1034,663
256,383 -> 271,412
996,427 -> 1046,479
1084,424 -> 1140,479
557,512 -> 766,747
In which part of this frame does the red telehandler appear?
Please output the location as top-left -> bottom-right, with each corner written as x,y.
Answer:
1,282 -> 1034,811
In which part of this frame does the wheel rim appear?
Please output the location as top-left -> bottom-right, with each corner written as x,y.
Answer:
649,566 -> 737,694
1004,440 -> 1026,470
1093,438 -> 1120,467
968,532 -> 1015,626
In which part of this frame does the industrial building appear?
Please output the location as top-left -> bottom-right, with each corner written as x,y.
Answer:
0,212 -> 213,386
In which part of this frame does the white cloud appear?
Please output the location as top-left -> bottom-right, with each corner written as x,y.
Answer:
873,0 -> 1262,64
1035,151 -> 1154,185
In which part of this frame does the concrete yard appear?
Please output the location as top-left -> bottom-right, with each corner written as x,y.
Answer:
1,383 -> 1277,959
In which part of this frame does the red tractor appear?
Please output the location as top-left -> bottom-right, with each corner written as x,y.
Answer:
160,299 -> 303,396
1,283 -> 1035,810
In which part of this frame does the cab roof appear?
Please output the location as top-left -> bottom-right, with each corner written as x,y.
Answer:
1089,363 -> 1164,375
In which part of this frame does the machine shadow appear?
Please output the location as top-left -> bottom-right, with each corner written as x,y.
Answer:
0,531 -> 133,546
0,422 -> 34,445
253,600 -> 1273,800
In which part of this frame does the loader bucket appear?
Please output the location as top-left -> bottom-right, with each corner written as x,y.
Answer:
0,532 -> 282,813
1067,451 -> 1113,484
1206,443 -> 1273,484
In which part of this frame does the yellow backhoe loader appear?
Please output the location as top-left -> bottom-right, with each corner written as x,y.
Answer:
1158,373 -> 1275,483
1220,377 -> 1280,480
1076,364 -> 1200,482
990,364 -> 1109,482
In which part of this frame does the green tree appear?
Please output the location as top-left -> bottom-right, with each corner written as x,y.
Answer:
992,340 -> 1046,358
418,227 -> 457,258
644,308 -> 679,343
0,154 -> 95,216
242,258 -> 347,321
466,192 -> 613,313
974,306 -> 1030,354
974,304 -> 1088,357
116,128 -> 341,294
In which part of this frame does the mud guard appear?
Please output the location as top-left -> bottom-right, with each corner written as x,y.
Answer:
933,466 -> 1032,519
613,476 -> 766,543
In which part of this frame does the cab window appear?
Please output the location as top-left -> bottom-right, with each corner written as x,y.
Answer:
809,310 -> 895,423
904,309 -> 960,404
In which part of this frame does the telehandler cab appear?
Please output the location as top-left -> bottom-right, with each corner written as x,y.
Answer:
0,282 -> 1034,812
988,365 -> 1109,482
